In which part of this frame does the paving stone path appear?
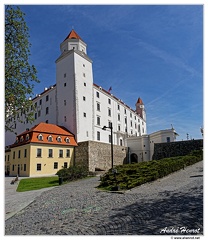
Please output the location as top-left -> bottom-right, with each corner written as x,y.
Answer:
5,161 -> 203,235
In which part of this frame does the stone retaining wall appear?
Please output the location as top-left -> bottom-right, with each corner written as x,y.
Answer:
75,141 -> 127,172
152,139 -> 203,160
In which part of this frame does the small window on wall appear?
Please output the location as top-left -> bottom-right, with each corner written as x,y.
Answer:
65,137 -> 70,143
48,149 -> 53,158
66,149 -> 70,158
54,162 -> 58,169
37,148 -> 42,157
48,135 -> 53,142
57,136 -> 62,142
97,131 -> 100,141
59,150 -> 63,158
64,162 -> 68,168
38,134 -> 43,141
37,164 -> 41,171
167,137 -> 170,143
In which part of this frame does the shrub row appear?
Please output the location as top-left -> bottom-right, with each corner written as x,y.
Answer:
98,150 -> 203,191
56,166 -> 89,182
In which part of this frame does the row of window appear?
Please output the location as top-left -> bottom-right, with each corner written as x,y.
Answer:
95,116 -> 143,133
37,134 -> 70,143
11,148 -> 71,159
34,107 -> 49,119
36,148 -> 70,158
11,162 -> 69,172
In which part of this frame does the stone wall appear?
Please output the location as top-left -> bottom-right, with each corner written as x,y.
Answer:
152,139 -> 203,160
75,141 -> 127,172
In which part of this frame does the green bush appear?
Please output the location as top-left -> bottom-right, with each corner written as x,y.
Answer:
98,150 -> 203,191
56,166 -> 89,182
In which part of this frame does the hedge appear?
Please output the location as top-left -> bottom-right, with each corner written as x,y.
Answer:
98,150 -> 203,191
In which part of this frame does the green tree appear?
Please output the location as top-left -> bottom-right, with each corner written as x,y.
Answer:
5,5 -> 39,132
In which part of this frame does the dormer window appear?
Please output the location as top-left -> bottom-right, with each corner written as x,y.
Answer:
26,134 -> 30,141
38,134 -> 43,141
48,135 -> 53,142
65,137 -> 70,143
20,136 -> 24,142
15,137 -> 19,143
57,136 -> 62,142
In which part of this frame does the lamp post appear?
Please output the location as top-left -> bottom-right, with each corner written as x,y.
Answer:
102,122 -> 113,169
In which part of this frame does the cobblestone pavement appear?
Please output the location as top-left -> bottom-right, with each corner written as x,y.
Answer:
5,161 -> 203,235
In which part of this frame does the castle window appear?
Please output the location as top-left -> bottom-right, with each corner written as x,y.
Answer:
37,149 -> 42,157
64,73 -> 66,78
38,134 -> 43,141
130,113 -> 132,118
46,107 -> 49,115
39,99 -> 42,105
118,114 -> 120,121
46,95 -> 49,102
38,110 -> 41,117
120,139 -> 123,146
83,64 -> 85,67
108,108 -> 111,117
97,116 -> 100,126
96,92 -> 99,98
83,73 -> 86,77
35,113 -> 37,119
167,137 -> 170,143
65,137 -> 70,143
118,104 -> 120,110
57,136 -> 62,142
64,116 -> 67,122
59,150 -> 63,158
64,83 -> 66,87
37,164 -> 41,171
108,99 -> 111,104
97,102 -> 100,111
83,112 -> 86,117
64,100 -> 66,106
84,82 -> 86,87
66,149 -> 70,157
48,149 -> 53,158
54,162 -> 58,169
64,162 -> 68,168
24,149 -> 27,158
97,131 -> 100,141
48,135 -> 53,142
46,120 -> 48,123
83,96 -> 86,101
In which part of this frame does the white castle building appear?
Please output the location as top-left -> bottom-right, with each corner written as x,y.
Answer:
5,30 -> 147,147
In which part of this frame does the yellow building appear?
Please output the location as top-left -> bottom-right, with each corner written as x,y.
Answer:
5,122 -> 77,177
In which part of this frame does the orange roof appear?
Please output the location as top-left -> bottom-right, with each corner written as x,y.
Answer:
12,122 -> 77,147
64,29 -> 83,41
137,97 -> 144,104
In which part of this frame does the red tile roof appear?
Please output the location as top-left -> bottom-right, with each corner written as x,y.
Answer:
137,97 -> 144,104
11,122 -> 77,147
64,29 -> 83,41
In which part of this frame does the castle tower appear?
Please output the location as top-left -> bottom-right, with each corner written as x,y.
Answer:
55,29 -> 94,142
136,97 -> 146,121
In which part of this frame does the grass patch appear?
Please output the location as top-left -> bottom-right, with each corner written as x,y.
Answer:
16,176 -> 59,192
98,150 -> 203,191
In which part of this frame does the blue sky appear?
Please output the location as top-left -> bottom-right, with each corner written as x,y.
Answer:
8,4 -> 204,140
